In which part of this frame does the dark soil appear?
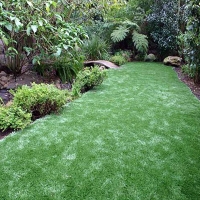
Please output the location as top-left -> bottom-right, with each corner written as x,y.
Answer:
1,66 -> 200,139
173,67 -> 200,100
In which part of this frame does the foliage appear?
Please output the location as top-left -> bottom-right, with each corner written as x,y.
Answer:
183,0 -> 200,83
0,0 -> 88,76
116,50 -> 132,61
109,50 -> 131,65
147,0 -> 180,57
181,65 -> 195,78
110,20 -> 148,55
10,83 -> 70,120
82,36 -> 110,60
109,55 -> 127,66
0,105 -> 31,131
53,51 -> 85,83
132,31 -> 148,54
72,66 -> 107,97
111,25 -> 130,43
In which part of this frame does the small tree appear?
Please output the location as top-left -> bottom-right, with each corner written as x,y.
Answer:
147,0 -> 180,58
0,0 -> 88,77
183,0 -> 200,83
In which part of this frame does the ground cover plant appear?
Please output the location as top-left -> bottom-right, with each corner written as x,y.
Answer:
0,62 -> 200,199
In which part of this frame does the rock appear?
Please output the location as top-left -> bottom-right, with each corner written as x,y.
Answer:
0,71 -> 7,77
1,76 -> 8,82
0,75 -> 9,89
145,54 -> 156,62
163,56 -> 182,67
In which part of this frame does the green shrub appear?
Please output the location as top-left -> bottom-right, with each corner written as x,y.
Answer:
115,50 -> 132,62
109,55 -> 127,66
53,52 -> 85,83
0,105 -> 31,131
181,65 -> 195,78
11,83 -> 71,120
82,36 -> 110,60
72,66 -> 107,97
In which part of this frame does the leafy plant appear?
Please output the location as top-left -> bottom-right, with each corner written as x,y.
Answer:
0,0 -> 88,77
132,31 -> 148,54
72,66 -> 107,97
110,20 -> 148,55
109,55 -> 127,66
53,52 -> 85,83
181,65 -> 195,78
11,83 -> 71,120
111,25 -> 130,43
0,105 -> 31,131
82,36 -> 110,60
147,0 -> 180,57
183,0 -> 200,83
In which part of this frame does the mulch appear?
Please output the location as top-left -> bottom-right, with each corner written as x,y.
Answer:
173,67 -> 200,100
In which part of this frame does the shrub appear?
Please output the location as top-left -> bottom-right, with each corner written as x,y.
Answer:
109,55 -> 127,66
0,105 -> 31,131
11,83 -> 71,120
183,0 -> 200,83
53,52 -> 85,83
147,0 -> 180,58
0,0 -> 88,77
72,66 -> 107,97
82,36 -> 110,60
181,65 -> 195,78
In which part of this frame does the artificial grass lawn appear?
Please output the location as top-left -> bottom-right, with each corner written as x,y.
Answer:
0,62 -> 200,200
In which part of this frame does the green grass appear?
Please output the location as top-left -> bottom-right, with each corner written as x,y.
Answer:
0,62 -> 200,200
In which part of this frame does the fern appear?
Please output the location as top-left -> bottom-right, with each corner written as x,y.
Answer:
122,20 -> 140,31
111,25 -> 129,43
132,31 -> 148,54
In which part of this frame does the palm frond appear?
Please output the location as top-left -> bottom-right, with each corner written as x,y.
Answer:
111,25 -> 129,43
132,31 -> 148,53
122,20 -> 140,31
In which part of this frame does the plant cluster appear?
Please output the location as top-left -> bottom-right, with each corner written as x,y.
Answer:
0,0 -> 88,77
110,20 -> 148,57
0,105 -> 31,131
72,66 -> 107,97
11,83 -> 70,119
147,0 -> 180,58
182,0 -> 200,83
109,50 -> 131,66
0,83 -> 70,131
53,51 -> 85,83
0,66 -> 107,132
82,36 -> 110,61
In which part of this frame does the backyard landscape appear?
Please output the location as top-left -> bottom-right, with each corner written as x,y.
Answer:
0,62 -> 200,199
0,0 -> 200,199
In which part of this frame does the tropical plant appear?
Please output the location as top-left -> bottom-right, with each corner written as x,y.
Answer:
0,0 -> 88,77
110,20 -> 148,55
82,36 -> 110,60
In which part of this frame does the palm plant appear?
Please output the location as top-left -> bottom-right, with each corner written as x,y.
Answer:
111,20 -> 148,55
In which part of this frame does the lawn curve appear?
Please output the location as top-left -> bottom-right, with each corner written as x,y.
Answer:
0,62 -> 200,200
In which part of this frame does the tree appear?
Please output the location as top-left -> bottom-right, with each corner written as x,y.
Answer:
147,0 -> 180,58
183,0 -> 200,83
0,0 -> 88,76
